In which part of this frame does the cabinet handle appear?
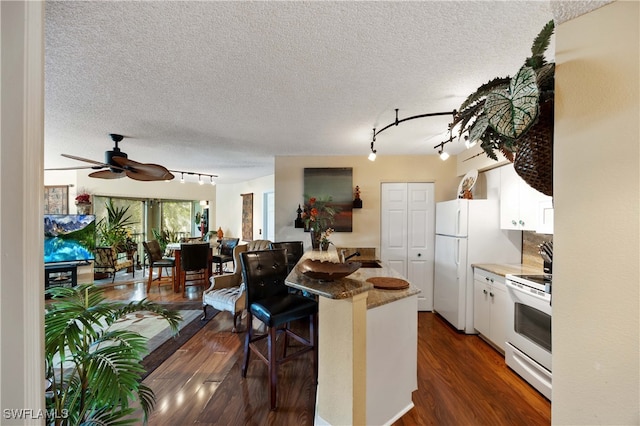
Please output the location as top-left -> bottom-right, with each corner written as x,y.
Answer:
489,292 -> 494,298
490,278 -> 494,283
519,220 -> 525,226
483,289 -> 488,295
512,220 -> 517,226
417,253 -> 422,257
485,277 -> 490,282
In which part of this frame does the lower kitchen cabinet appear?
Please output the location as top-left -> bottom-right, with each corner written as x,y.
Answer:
473,269 -> 509,352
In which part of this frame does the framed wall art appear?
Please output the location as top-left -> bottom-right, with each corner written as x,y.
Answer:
44,185 -> 69,214
303,167 -> 353,232
241,193 -> 253,241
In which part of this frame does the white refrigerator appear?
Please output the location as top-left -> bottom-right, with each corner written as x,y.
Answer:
433,199 -> 521,333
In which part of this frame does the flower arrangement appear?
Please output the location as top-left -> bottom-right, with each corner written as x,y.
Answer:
75,191 -> 91,204
302,196 -> 338,233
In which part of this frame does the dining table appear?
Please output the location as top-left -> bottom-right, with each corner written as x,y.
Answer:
166,241 -> 216,293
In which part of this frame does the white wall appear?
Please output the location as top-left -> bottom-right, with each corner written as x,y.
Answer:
274,155 -> 458,251
214,174 -> 274,241
554,2 -> 639,423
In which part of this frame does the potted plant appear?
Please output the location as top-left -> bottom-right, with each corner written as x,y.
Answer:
320,228 -> 334,251
97,201 -> 137,253
451,20 -> 555,196
45,284 -> 182,425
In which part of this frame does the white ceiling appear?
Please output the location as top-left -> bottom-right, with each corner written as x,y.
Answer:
44,1 -> 579,184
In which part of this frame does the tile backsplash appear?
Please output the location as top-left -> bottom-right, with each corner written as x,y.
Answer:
522,231 -> 553,271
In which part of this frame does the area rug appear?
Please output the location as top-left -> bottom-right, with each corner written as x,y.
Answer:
139,305 -> 219,379
107,303 -> 220,379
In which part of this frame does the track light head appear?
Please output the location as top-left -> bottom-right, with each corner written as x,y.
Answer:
368,139 -> 377,161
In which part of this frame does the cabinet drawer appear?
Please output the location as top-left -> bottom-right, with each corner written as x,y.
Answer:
474,269 -> 504,286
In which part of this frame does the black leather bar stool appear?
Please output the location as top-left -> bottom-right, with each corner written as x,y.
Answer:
269,241 -> 304,273
240,248 -> 318,410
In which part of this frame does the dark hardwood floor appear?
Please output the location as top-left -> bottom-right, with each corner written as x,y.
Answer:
98,273 -> 551,425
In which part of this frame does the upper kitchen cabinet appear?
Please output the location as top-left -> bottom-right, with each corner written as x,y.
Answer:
499,165 -> 552,231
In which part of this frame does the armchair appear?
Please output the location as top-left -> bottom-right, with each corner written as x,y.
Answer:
94,246 -> 134,283
202,244 -> 248,331
245,239 -> 272,251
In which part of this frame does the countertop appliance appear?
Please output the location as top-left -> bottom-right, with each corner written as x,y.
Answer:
505,273 -> 552,400
433,199 -> 521,333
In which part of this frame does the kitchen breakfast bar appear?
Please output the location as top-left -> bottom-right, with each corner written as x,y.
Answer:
285,249 -> 420,425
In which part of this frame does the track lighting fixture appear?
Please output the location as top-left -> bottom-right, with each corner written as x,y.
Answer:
433,125 -> 457,161
367,108 -> 456,159
171,170 -> 218,184
368,138 -> 377,161
210,176 -> 215,186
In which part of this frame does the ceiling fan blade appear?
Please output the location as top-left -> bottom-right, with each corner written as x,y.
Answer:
61,153 -> 108,167
113,157 -> 175,181
89,170 -> 125,179
45,165 -> 98,171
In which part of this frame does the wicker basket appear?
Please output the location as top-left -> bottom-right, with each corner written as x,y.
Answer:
513,100 -> 554,196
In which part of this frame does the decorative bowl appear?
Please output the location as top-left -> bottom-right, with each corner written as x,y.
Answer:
298,259 -> 361,281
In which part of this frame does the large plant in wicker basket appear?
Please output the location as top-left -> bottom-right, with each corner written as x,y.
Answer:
452,20 -> 555,196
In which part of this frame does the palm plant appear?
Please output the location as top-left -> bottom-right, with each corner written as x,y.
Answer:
452,20 -> 555,161
97,201 -> 137,252
45,284 -> 182,425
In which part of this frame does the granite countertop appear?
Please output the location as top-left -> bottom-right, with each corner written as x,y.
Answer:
286,249 -> 420,309
472,263 -> 544,277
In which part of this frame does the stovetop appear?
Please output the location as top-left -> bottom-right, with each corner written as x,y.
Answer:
507,274 -> 552,293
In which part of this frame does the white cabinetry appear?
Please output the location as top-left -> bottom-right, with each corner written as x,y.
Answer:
499,165 -> 552,230
473,268 -> 509,352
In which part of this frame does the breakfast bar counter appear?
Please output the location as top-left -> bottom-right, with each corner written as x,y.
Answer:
286,249 -> 420,425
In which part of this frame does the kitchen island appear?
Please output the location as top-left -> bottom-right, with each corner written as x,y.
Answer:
286,249 -> 420,426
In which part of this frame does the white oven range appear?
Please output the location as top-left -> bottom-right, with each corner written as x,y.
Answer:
505,274 -> 552,400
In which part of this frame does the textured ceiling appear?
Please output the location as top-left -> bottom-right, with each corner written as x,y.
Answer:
44,1 -> 588,184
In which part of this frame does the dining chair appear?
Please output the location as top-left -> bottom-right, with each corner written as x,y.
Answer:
212,237 -> 239,274
240,248 -> 318,410
180,242 -> 211,296
269,241 -> 304,273
142,240 -> 175,292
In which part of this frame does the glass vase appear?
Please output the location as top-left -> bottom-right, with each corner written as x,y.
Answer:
309,229 -> 321,250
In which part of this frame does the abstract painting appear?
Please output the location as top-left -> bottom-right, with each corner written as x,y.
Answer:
304,167 -> 353,232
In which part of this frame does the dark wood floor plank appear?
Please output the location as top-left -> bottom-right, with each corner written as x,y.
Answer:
100,275 -> 550,426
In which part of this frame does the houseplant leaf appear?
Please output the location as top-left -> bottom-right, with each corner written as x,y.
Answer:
45,284 -> 181,425
485,65 -> 539,140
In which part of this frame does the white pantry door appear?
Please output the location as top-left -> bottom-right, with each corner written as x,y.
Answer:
381,183 -> 435,311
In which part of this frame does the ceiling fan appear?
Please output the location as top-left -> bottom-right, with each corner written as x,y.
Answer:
48,133 -> 175,181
